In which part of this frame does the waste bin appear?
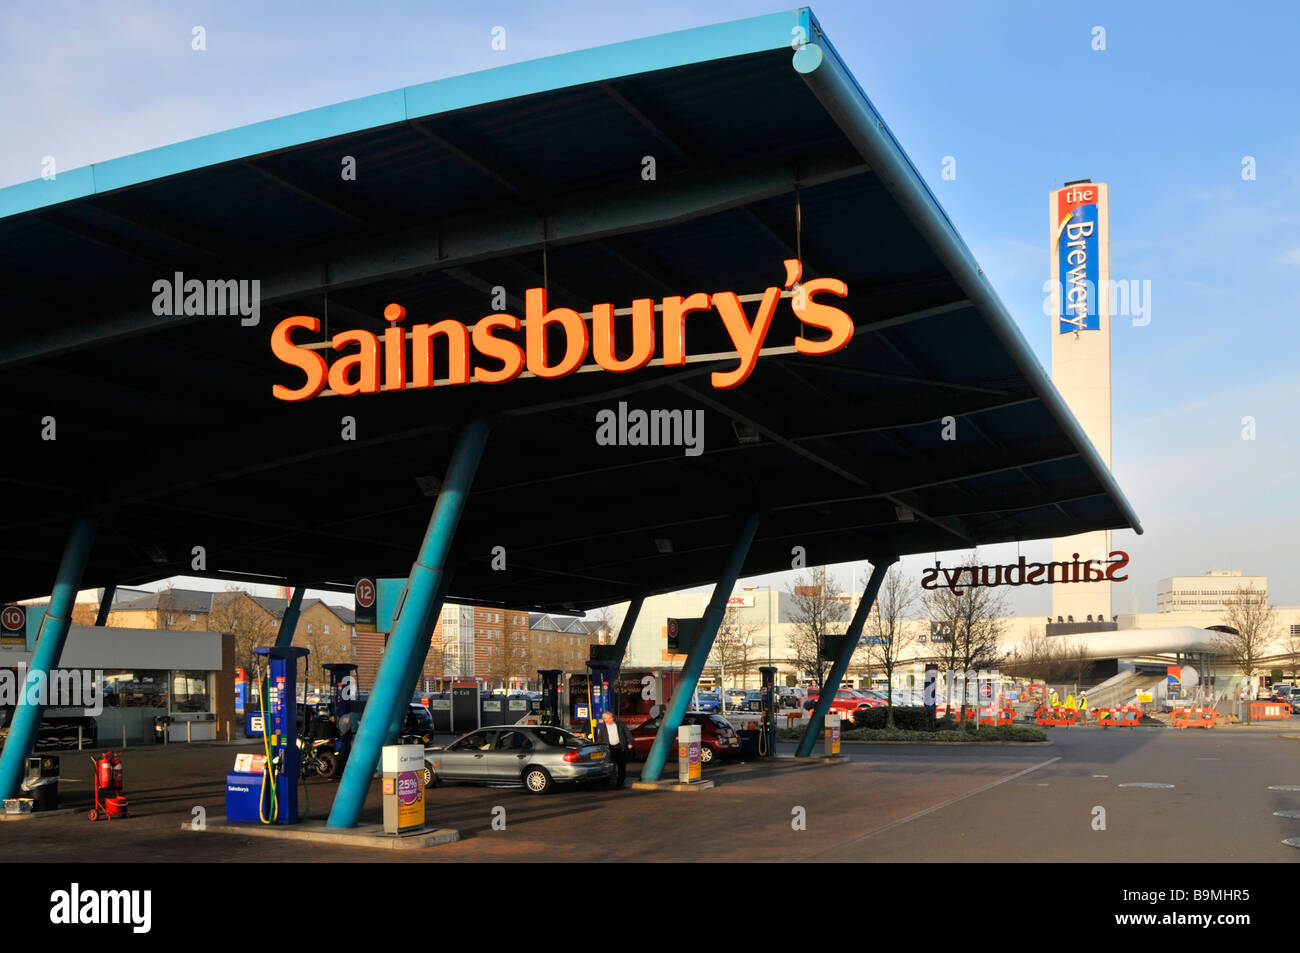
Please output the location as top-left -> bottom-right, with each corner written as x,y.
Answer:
22,754 -> 59,812
736,729 -> 760,758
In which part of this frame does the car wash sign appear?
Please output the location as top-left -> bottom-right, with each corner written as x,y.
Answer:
1053,182 -> 1106,334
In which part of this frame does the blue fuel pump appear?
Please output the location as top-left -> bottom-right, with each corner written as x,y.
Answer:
323,662 -> 359,769
226,646 -> 309,824
585,660 -> 618,735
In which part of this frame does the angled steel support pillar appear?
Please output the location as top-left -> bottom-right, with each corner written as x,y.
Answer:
796,556 -> 896,757
328,420 -> 488,828
274,585 -> 306,647
610,594 -> 645,676
93,584 -> 116,626
0,516 -> 96,799
642,514 -> 759,782
385,570 -> 453,745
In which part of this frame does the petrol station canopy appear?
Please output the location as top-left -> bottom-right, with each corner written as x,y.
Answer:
0,8 -> 1141,612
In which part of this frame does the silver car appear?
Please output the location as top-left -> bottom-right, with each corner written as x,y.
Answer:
423,725 -> 615,794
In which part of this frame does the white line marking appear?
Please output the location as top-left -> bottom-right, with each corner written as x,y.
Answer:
1269,785 -> 1300,791
1118,783 -> 1174,788
808,756 -> 1061,855
1092,774 -> 1109,778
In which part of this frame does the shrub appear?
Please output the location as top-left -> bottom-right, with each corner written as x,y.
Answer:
851,705 -> 950,732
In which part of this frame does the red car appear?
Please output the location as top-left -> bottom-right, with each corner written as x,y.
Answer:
629,712 -> 742,764
804,688 -> 882,717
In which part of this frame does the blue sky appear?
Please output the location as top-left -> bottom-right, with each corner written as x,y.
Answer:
3,1 -> 1296,613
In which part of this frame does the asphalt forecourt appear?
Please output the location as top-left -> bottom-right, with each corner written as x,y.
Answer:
0,737 -> 1055,863
5,726 -> 1292,864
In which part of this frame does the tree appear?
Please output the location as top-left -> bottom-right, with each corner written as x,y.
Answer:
591,606 -> 616,645
924,559 -> 1009,726
293,610 -> 354,694
863,567 -> 917,727
154,585 -> 184,630
709,607 -> 761,692
785,567 -> 848,686
207,589 -> 277,682
1213,584 -> 1279,723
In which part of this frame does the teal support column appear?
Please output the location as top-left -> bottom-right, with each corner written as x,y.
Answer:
610,594 -> 644,675
384,570 -> 453,745
796,557 -> 895,757
642,514 -> 759,783
274,585 -> 305,647
0,516 -> 96,799
93,584 -> 115,626
328,420 -> 489,828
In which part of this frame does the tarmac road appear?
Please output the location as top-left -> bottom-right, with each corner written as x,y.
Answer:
3,727 -> 1297,862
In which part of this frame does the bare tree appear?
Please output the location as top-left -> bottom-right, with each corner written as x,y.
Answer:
709,606 -> 761,691
207,589 -> 277,681
154,585 -> 183,630
863,567 -> 917,727
1213,585 -> 1279,723
924,560 -> 1009,726
1004,629 -> 1057,683
591,606 -> 616,645
293,610 -> 354,694
785,567 -> 848,686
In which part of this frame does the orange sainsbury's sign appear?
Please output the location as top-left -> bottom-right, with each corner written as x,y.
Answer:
269,260 -> 851,401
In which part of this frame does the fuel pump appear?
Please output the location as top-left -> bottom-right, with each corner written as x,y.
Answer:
585,660 -> 617,737
758,666 -> 777,757
322,662 -> 359,770
537,669 -> 562,726
226,646 -> 309,824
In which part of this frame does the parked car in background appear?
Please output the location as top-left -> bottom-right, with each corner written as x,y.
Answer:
694,692 -> 721,713
423,725 -> 614,794
805,688 -> 879,716
630,712 -> 742,763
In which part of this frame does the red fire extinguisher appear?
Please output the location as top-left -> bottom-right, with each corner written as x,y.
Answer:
111,752 -> 123,792
97,752 -> 113,792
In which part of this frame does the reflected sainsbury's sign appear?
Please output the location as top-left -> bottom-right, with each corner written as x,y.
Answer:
269,260 -> 852,400
921,551 -> 1129,595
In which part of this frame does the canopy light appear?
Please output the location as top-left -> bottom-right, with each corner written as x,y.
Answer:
731,421 -> 762,445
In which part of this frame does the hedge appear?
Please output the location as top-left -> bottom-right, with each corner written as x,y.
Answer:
851,705 -> 954,732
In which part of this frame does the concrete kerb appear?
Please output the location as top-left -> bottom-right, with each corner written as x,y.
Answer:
0,806 -> 81,822
840,740 -> 1052,747
188,817 -> 460,850
630,779 -> 716,792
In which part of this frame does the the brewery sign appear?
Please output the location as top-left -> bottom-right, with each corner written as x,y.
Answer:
1054,183 -> 1103,334
921,551 -> 1129,595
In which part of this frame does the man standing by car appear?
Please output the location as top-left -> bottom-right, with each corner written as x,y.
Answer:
595,709 -> 631,788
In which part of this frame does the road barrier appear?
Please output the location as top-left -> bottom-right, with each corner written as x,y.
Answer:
937,706 -> 977,722
1171,707 -> 1217,729
1096,707 -> 1141,727
978,707 -> 1017,726
1251,701 -> 1293,721
1035,707 -> 1078,727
